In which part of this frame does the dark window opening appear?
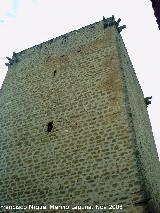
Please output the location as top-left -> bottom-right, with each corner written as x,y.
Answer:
47,121 -> 54,132
54,70 -> 57,76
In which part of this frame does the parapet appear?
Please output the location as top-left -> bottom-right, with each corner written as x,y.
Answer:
5,15 -> 126,68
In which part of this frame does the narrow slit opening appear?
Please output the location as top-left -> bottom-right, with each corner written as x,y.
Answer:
47,121 -> 53,132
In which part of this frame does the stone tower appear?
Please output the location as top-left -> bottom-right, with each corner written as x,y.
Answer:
0,16 -> 160,212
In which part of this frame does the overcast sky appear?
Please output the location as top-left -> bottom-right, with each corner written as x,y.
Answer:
0,0 -> 159,158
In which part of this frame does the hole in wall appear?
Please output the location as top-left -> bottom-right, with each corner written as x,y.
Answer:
54,70 -> 57,76
47,121 -> 54,133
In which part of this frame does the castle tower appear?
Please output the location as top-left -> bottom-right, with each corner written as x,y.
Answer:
0,16 -> 160,212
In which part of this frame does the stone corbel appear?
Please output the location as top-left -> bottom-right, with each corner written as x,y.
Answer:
5,52 -> 18,66
144,96 -> 152,107
103,15 -> 126,33
103,15 -> 116,28
6,57 -> 14,65
117,25 -> 126,33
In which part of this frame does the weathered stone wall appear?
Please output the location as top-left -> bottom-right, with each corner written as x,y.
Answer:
0,19 -> 159,212
116,32 -> 160,212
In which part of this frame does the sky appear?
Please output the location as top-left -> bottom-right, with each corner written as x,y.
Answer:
0,0 -> 159,158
